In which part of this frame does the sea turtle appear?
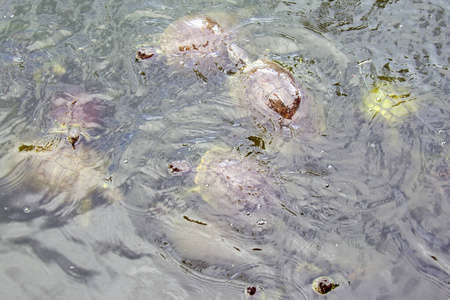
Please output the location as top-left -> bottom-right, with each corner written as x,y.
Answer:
362,81 -> 418,123
136,15 -> 242,82
231,59 -> 324,136
0,89 -> 120,223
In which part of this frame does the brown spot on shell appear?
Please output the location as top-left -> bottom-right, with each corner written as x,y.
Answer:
160,16 -> 226,56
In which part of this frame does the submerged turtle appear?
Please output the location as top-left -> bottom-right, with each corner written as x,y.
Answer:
0,135 -> 119,225
231,59 -> 324,136
137,15 -> 242,82
160,146 -> 288,283
169,146 -> 283,224
362,81 -> 418,123
0,89 -> 119,223
165,147 -> 351,295
195,146 -> 280,218
14,134 -> 116,199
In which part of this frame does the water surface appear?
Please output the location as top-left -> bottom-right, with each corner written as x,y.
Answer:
0,0 -> 449,299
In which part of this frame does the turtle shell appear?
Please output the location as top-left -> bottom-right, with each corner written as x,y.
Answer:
50,88 -> 111,129
139,15 -> 239,81
160,16 -> 227,57
17,138 -> 106,194
0,87 -> 120,222
363,82 -> 418,122
233,59 -> 322,134
0,133 -> 118,226
242,60 -> 302,120
31,89 -> 115,194
12,133 -> 121,218
195,147 -> 279,217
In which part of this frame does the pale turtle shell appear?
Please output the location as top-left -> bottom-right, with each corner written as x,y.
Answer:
195,147 -> 278,216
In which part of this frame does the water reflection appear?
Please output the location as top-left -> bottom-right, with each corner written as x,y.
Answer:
0,0 -> 449,299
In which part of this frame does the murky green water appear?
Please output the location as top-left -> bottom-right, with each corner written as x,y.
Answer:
0,0 -> 449,299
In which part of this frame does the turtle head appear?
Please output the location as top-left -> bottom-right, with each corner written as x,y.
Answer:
168,160 -> 193,176
67,126 -> 81,149
227,43 -> 250,71
49,123 -> 93,150
245,286 -> 268,300
136,46 -> 162,61
312,276 -> 339,295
